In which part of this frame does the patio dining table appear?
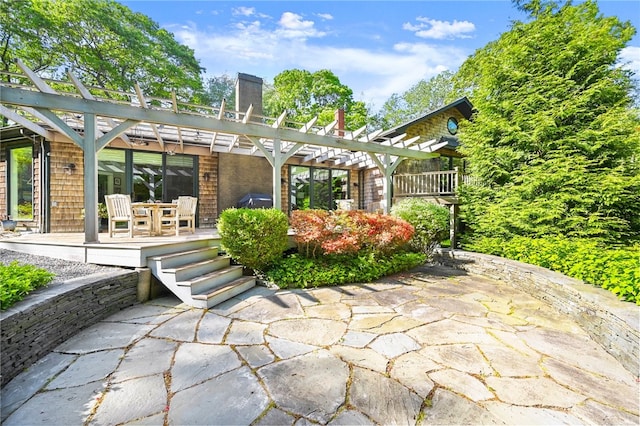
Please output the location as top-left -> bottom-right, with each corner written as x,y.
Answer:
132,202 -> 177,236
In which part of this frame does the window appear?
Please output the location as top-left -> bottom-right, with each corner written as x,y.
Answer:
8,146 -> 33,220
97,149 -> 196,203
98,148 -> 126,203
289,166 -> 349,213
133,151 -> 163,202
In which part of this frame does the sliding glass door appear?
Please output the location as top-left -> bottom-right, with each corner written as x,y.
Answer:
7,146 -> 33,220
289,166 -> 350,213
98,149 -> 196,203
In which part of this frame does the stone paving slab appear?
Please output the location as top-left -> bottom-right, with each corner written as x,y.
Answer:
2,265 -> 638,425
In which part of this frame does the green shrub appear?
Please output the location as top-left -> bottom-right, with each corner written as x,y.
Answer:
466,236 -> 639,304
0,261 -> 55,310
217,208 -> 289,273
391,198 -> 450,255
264,251 -> 426,289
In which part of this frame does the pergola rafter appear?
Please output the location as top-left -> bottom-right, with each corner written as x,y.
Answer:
1,62 -> 442,242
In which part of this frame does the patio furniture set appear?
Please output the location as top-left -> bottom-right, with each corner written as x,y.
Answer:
104,194 -> 198,238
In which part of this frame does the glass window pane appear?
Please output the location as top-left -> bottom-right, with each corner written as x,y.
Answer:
290,166 -> 310,211
331,170 -> 349,206
312,169 -> 331,210
133,152 -> 163,202
9,146 -> 33,220
97,148 -> 126,203
165,154 -> 194,202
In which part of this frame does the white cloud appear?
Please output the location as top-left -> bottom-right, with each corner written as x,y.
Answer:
620,45 -> 640,78
404,16 -> 475,40
232,6 -> 255,17
170,18 -> 469,113
277,12 -> 325,39
317,13 -> 333,20
232,6 -> 269,19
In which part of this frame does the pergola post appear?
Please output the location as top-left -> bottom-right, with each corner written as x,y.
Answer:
448,203 -> 461,249
83,112 -> 99,243
272,138 -> 283,210
368,153 -> 404,214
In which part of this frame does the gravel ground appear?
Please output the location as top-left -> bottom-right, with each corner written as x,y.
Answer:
0,249 -> 125,285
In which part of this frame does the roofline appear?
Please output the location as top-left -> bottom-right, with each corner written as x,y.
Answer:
381,96 -> 474,138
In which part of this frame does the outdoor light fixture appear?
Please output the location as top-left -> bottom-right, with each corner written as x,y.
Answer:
63,163 -> 76,175
203,172 -> 210,182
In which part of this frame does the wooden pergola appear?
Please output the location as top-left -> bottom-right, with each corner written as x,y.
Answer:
0,60 -> 448,243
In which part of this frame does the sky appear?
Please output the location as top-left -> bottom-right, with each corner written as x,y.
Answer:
120,0 -> 640,112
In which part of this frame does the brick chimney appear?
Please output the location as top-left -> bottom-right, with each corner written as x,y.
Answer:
235,73 -> 263,122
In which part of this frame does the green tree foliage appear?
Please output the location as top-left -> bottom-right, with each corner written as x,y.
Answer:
263,69 -> 368,130
455,0 -> 640,244
202,74 -> 236,109
376,71 -> 456,128
1,0 -> 204,101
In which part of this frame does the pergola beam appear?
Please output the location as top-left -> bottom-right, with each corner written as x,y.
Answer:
1,86 -> 437,160
69,71 -> 134,146
134,83 -> 164,149
0,105 -> 54,139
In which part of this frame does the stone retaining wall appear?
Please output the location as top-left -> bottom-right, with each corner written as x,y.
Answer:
435,249 -> 639,376
0,270 -> 140,387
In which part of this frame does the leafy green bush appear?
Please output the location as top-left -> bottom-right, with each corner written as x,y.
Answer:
466,236 -> 639,304
391,198 -> 450,255
264,251 -> 426,289
217,208 -> 289,273
0,261 -> 55,310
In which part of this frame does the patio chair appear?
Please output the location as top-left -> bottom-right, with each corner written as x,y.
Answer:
160,196 -> 198,236
104,194 -> 152,238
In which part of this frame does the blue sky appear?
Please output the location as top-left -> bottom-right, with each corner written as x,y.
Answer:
120,1 -> 640,111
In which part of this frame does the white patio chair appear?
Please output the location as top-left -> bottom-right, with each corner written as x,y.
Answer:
160,196 -> 197,236
104,194 -> 152,237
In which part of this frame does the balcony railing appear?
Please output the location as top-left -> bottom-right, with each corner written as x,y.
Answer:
393,169 -> 472,197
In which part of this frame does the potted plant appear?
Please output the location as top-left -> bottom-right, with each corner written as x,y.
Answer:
98,203 -> 109,231
1,216 -> 16,232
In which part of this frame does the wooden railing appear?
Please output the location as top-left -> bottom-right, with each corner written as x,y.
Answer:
393,169 -> 470,197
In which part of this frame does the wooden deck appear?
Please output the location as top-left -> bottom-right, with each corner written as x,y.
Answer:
0,229 -> 222,268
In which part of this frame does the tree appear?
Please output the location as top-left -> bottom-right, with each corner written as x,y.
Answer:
202,74 -> 236,109
376,71 -> 456,128
263,69 -> 368,130
455,0 -> 640,244
1,0 -> 204,101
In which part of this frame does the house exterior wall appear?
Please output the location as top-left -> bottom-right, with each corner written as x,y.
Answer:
198,154 -> 218,228
49,140 -> 85,232
395,109 -> 465,174
362,109 -> 466,211
363,168 -> 384,213
349,169 -> 360,209
217,152 -> 273,214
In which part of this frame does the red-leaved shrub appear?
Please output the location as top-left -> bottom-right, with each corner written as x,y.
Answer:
290,209 -> 414,257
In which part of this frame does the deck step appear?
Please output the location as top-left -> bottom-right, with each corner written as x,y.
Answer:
191,276 -> 256,309
164,255 -> 232,281
176,265 -> 244,294
148,247 -> 255,308
152,247 -> 219,269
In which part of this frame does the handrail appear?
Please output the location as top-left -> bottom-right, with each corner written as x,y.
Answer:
393,170 -> 468,196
